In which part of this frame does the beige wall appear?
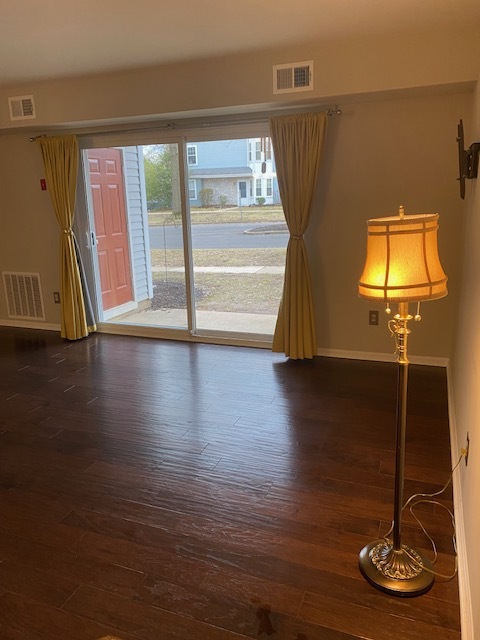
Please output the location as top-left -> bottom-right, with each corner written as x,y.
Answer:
309,90 -> 470,359
451,79 -> 480,639
0,26 -> 479,131
0,133 -> 59,323
0,89 -> 471,357
0,25 -> 476,351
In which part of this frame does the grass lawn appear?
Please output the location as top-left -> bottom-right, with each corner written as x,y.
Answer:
194,272 -> 283,314
151,248 -> 286,314
151,248 -> 286,269
153,271 -> 284,315
148,205 -> 285,226
148,210 -> 286,314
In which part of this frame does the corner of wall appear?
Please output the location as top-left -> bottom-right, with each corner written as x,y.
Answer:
446,364 -> 474,640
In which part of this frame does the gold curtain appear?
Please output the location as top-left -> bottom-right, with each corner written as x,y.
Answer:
39,135 -> 96,340
270,112 -> 327,359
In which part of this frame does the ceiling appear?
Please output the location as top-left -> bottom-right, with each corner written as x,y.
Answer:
2,0 -> 480,88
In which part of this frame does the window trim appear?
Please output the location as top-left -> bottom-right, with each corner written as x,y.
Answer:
266,178 -> 273,197
188,178 -> 197,200
187,144 -> 198,165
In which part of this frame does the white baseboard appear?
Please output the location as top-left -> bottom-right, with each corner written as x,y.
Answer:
0,320 -> 450,366
316,347 -> 448,367
0,319 -> 61,332
446,365 -> 473,640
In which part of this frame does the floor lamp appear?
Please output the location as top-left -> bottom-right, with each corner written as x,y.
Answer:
358,206 -> 448,596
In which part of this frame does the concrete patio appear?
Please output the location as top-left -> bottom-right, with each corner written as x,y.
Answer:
112,307 -> 277,335
109,264 -> 282,335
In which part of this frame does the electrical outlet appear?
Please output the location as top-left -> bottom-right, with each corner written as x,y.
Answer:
369,310 -> 379,325
53,291 -> 60,304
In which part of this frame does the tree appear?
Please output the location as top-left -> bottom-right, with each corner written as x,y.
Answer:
143,145 -> 174,210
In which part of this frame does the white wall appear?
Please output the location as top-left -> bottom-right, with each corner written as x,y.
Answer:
450,78 -> 480,640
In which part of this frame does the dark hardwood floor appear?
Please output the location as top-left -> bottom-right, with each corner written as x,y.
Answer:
0,327 -> 459,639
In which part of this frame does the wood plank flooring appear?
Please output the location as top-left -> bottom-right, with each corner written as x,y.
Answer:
0,327 -> 459,639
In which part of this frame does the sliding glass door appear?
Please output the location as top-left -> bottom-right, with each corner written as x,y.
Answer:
81,127 -> 287,342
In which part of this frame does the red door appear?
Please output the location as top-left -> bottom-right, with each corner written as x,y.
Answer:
88,148 -> 133,311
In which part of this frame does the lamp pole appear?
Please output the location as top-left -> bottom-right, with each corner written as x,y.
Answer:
392,301 -> 409,552
358,302 -> 435,596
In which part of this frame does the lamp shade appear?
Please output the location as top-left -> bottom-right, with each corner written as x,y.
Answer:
358,211 -> 448,302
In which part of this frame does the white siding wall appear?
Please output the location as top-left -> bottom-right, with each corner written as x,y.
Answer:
122,146 -> 152,302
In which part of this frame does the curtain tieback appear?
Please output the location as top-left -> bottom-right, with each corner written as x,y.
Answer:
63,228 -> 73,236
291,234 -> 304,240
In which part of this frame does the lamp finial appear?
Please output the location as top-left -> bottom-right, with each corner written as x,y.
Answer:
399,205 -> 405,219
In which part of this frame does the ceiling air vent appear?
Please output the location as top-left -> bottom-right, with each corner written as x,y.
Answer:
8,95 -> 36,121
273,61 -> 313,94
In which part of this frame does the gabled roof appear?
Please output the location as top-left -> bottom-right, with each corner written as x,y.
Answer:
189,167 -> 253,179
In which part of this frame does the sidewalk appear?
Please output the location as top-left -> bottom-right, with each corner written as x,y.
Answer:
114,307 -> 277,334
152,266 -> 284,274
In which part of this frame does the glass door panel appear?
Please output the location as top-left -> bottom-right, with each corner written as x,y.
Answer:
187,136 -> 287,336
141,143 -> 188,329
85,143 -> 189,329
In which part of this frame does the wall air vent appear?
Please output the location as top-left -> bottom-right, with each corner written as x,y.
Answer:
8,95 -> 36,121
273,61 -> 313,94
3,272 -> 45,320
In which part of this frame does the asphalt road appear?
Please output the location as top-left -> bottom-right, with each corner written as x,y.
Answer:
149,222 -> 289,250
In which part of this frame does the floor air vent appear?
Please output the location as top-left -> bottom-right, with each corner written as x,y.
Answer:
273,61 -> 313,94
8,95 -> 36,121
3,272 -> 45,320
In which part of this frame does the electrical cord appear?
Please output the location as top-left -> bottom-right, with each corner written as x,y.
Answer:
382,453 -> 464,581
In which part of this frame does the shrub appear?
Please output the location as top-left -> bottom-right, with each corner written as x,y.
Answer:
199,188 -> 214,208
218,194 -> 228,208
256,197 -> 266,206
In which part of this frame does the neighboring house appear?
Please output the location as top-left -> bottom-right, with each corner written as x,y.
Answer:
187,138 -> 280,207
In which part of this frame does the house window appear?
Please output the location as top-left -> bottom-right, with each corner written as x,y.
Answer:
188,179 -> 197,200
187,145 -> 197,165
255,141 -> 262,161
265,138 -> 272,160
256,178 -> 262,197
266,178 -> 272,197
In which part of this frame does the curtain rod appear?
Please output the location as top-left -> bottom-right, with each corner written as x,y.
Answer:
29,105 -> 342,141
29,133 -> 47,142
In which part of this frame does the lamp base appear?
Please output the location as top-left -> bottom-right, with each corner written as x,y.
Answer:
359,539 -> 434,597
